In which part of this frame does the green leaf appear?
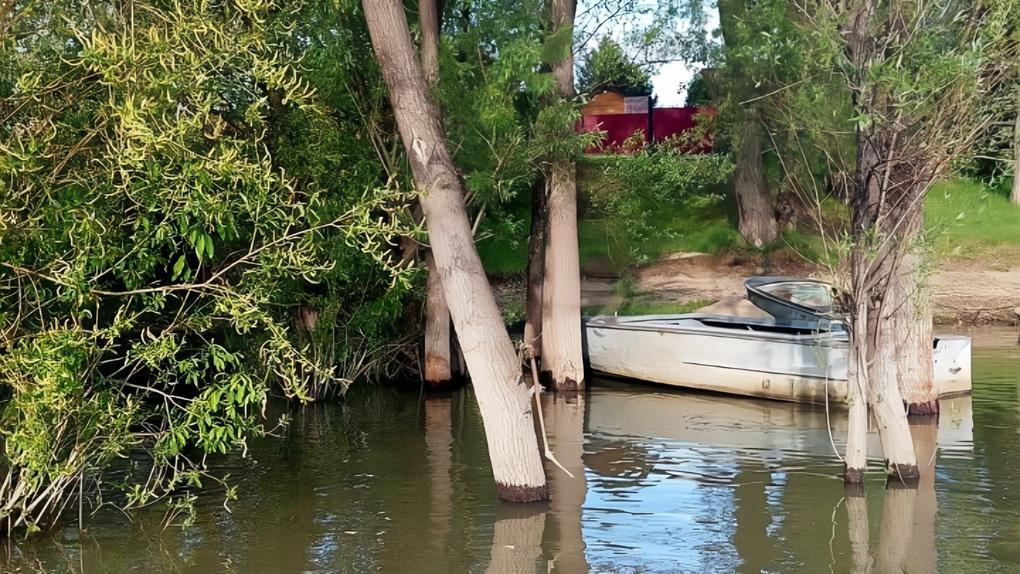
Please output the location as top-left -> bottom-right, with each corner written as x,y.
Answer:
172,255 -> 187,280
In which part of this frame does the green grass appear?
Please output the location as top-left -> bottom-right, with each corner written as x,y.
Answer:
925,178 -> 1020,262
477,168 -> 1020,277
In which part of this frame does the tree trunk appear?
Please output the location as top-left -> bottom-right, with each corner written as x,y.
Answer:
524,176 -> 548,361
419,0 -> 441,87
891,238 -> 937,417
734,114 -> 778,248
845,301 -> 869,485
424,252 -> 453,387
541,0 -> 584,392
1013,103 -> 1020,205
419,0 -> 454,388
869,305 -> 920,482
363,0 -> 548,502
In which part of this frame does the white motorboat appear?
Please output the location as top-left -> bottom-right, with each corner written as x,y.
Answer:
584,277 -> 972,405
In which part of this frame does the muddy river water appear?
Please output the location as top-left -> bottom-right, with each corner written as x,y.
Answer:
3,330 -> 1019,573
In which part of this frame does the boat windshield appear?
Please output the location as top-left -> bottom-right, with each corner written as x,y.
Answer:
744,277 -> 843,326
757,281 -> 836,314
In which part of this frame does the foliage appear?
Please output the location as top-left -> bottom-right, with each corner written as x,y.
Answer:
584,144 -> 732,266
684,71 -> 712,107
577,37 -> 653,97
0,0 -> 410,533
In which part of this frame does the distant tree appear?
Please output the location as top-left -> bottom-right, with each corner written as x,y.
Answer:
684,71 -> 712,107
576,37 -> 652,97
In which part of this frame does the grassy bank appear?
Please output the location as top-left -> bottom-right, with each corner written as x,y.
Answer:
926,178 -> 1020,264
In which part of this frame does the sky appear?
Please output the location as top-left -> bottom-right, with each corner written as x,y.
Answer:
576,1 -> 720,107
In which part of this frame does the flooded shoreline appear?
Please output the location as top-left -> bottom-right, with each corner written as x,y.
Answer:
3,338 -> 1018,573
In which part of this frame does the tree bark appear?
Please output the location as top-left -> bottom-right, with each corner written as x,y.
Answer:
734,114 -> 779,248
419,0 -> 454,388
891,232 -> 937,417
363,0 -> 548,502
845,301 -> 869,485
541,0 -> 584,392
424,252 -> 453,387
524,176 -> 548,361
419,0 -> 441,87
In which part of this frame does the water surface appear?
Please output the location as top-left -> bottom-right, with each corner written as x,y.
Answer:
4,333 -> 1019,573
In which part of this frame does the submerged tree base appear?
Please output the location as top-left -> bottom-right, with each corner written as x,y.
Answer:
885,462 -> 920,486
904,400 -> 939,418
497,483 -> 550,503
540,371 -> 580,393
844,465 -> 865,486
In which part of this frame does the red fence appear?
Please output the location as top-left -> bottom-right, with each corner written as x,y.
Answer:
579,107 -> 713,154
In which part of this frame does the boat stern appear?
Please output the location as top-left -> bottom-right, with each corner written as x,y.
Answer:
934,336 -> 972,397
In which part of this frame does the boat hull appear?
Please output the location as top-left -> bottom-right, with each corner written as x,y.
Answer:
584,315 -> 972,405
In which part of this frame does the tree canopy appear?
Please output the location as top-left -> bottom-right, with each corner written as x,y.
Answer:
577,37 -> 653,97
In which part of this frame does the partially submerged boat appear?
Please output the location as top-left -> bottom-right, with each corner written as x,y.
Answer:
584,277 -> 972,405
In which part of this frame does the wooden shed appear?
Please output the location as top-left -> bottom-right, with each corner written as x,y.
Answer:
582,91 -> 626,116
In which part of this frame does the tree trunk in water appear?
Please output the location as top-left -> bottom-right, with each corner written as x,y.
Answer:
541,0 -> 584,392
734,115 -> 778,248
1013,104 -> 1020,205
363,0 -> 548,502
845,301 -> 869,485
891,239 -> 937,417
524,176 -> 548,361
424,252 -> 453,387
869,305 -> 920,483
542,160 -> 584,391
419,0 -> 454,388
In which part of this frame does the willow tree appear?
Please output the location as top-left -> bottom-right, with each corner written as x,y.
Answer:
818,0 -> 1019,481
361,0 -> 549,502
716,0 -> 780,248
0,0 -> 410,533
540,0 -> 585,391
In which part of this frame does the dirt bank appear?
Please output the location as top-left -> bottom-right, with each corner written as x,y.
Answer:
579,252 -> 1020,326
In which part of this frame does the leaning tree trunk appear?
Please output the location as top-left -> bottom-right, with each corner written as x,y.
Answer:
363,0 -> 548,502
734,114 -> 779,248
419,0 -> 454,388
524,176 -> 548,361
541,0 -> 584,392
869,296 -> 921,482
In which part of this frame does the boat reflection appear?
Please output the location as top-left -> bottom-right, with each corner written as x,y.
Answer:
582,378 -> 967,572
586,378 -> 972,466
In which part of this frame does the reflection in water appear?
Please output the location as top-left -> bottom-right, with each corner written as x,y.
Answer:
0,344 -> 1017,573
